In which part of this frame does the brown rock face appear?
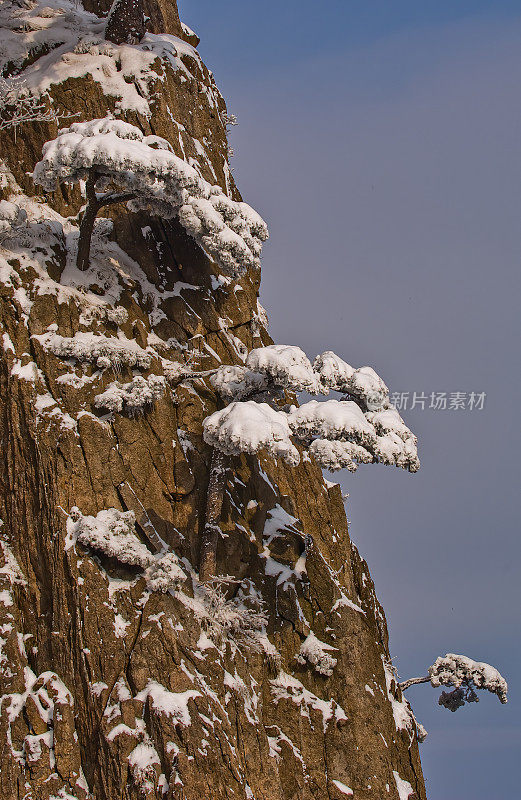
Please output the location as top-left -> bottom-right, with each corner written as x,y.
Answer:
105,0 -> 146,46
0,1 -> 427,798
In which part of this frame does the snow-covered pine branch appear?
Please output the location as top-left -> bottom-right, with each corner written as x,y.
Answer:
0,78 -> 76,140
246,344 -> 322,394
199,580 -> 267,648
314,350 -> 389,410
209,364 -> 268,401
34,330 -> 152,370
33,116 -> 268,273
203,401 -> 300,466
203,344 -> 419,474
94,375 -> 167,415
400,653 -> 508,712
144,553 -> 186,593
199,343 -> 418,580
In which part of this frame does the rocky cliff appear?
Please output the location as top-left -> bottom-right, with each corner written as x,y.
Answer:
0,1 -> 427,798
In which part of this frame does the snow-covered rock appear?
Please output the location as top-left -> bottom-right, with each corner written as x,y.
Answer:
296,632 -> 338,677
0,199 -> 27,240
67,507 -> 153,568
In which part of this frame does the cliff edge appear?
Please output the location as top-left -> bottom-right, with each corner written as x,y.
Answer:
0,2 -> 426,798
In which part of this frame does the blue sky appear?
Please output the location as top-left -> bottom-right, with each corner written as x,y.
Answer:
179,3 -> 521,798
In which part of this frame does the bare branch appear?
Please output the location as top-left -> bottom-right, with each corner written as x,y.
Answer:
0,78 -> 77,141
399,676 -> 430,691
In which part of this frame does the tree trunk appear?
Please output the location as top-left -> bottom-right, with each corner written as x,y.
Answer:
76,173 -> 136,271
400,675 -> 431,691
199,448 -> 227,582
76,200 -> 100,272
76,173 -> 100,272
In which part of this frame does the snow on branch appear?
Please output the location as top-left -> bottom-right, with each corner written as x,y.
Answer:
210,364 -> 268,401
33,117 -> 268,275
144,553 -> 186,592
368,408 -> 420,472
313,350 -> 354,391
345,366 -> 389,411
308,439 -> 373,473
314,351 -> 389,410
94,375 -> 166,414
0,78 -> 76,139
430,653 -> 508,708
288,400 -> 376,447
34,330 -> 152,370
198,581 -> 268,648
203,401 -> 300,466
400,653 -> 508,713
246,345 -> 322,394
205,344 -> 419,474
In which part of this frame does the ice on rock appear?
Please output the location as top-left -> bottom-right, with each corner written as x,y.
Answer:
0,200 -> 27,240
136,681 -> 200,727
393,771 -> 414,800
128,739 -> 161,794
331,781 -> 354,797
246,345 -> 322,393
203,401 -> 300,465
382,659 -> 415,733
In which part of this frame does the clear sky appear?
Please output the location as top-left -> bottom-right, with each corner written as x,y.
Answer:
179,3 -> 520,798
